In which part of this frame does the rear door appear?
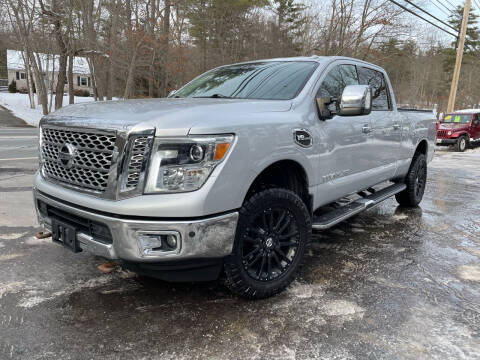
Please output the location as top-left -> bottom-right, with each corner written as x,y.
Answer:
357,66 -> 400,182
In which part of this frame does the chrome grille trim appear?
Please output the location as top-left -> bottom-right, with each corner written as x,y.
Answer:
118,134 -> 154,197
40,126 -> 117,194
39,122 -> 155,200
126,137 -> 150,189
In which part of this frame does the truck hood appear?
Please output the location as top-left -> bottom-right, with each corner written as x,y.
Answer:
41,98 -> 292,135
438,123 -> 469,131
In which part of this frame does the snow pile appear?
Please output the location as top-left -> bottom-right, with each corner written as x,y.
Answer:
454,108 -> 480,114
7,49 -> 90,75
0,92 -> 95,126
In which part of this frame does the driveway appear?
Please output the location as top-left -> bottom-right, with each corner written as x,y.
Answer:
0,141 -> 479,359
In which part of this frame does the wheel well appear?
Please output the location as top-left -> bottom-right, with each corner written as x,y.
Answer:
415,139 -> 428,156
245,160 -> 311,212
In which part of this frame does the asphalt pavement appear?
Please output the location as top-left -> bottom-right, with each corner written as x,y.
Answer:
0,115 -> 479,359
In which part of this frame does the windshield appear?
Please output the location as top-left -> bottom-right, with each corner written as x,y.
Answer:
442,114 -> 471,124
172,61 -> 319,100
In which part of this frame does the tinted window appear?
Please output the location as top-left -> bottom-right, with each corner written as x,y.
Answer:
357,67 -> 390,110
174,61 -> 318,100
318,65 -> 358,111
318,64 -> 358,99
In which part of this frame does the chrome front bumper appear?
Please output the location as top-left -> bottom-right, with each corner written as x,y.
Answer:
34,189 -> 239,262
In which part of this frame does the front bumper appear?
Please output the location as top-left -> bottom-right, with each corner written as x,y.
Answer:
436,138 -> 457,145
34,188 -> 238,262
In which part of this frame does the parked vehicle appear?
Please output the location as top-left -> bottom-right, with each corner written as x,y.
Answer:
436,111 -> 480,152
34,56 -> 436,299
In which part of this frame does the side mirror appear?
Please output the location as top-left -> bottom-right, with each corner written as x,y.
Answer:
338,85 -> 372,116
167,89 -> 177,97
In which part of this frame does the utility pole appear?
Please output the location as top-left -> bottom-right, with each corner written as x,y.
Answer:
447,0 -> 471,113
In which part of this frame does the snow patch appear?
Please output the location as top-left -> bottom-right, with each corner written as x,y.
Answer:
0,232 -> 28,241
0,93 -> 96,126
0,282 -> 25,299
392,213 -> 409,221
0,253 -> 24,261
457,265 -> 480,282
322,300 -> 365,317
24,236 -> 53,245
18,275 -> 116,308
286,281 -> 325,299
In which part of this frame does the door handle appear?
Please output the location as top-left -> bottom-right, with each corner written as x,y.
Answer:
393,123 -> 401,130
362,125 -> 372,134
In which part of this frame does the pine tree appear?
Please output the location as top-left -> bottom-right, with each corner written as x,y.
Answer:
273,0 -> 306,55
8,80 -> 16,93
442,5 -> 480,83
448,5 -> 480,53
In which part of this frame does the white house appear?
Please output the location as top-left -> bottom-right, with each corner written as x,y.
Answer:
6,49 -> 93,94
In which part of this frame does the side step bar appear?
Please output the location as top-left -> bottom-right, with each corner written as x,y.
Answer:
312,183 -> 406,230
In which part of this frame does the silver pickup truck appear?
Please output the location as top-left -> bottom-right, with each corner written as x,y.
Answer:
34,56 -> 436,299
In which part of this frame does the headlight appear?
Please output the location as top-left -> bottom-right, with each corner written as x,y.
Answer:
447,131 -> 452,135
144,135 -> 234,193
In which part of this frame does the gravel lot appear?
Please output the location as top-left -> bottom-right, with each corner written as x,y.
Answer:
1,109 -> 479,359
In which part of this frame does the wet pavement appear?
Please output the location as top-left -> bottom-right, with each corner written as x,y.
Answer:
1,142 -> 480,359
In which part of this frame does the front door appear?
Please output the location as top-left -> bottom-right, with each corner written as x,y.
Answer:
471,114 -> 480,140
312,63 -> 376,205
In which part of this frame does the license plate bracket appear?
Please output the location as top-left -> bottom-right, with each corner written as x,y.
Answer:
52,219 -> 81,253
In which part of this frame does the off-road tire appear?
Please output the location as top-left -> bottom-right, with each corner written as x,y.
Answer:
395,153 -> 427,207
224,189 -> 311,299
455,135 -> 468,152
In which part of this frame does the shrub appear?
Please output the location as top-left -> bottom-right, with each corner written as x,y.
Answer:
73,89 -> 91,97
17,87 -> 28,94
8,80 -> 16,93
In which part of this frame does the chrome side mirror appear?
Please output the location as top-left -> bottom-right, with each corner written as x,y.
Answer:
338,85 -> 372,116
167,89 -> 177,97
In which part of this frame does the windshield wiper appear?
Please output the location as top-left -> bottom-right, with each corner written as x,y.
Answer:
194,94 -> 231,98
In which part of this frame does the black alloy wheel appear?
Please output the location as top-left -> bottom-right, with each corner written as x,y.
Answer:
395,153 -> 427,207
242,207 -> 300,282
224,188 -> 311,299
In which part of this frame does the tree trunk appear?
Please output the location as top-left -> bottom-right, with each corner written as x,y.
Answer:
21,50 -> 35,109
68,53 -> 74,104
159,0 -> 171,97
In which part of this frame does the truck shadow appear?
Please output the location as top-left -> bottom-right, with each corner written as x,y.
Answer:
105,202 -> 425,305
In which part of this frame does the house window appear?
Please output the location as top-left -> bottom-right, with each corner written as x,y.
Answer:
77,76 -> 90,87
16,71 -> 20,80
20,72 -> 26,80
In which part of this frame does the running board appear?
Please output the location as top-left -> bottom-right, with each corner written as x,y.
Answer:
312,183 -> 406,230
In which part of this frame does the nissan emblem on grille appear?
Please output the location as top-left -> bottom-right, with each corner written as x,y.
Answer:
58,143 -> 77,169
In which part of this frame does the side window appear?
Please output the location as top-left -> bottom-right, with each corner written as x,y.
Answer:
318,64 -> 359,111
357,67 -> 390,110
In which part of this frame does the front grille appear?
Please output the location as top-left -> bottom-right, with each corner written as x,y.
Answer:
125,136 -> 151,190
39,200 -> 113,244
437,130 -> 449,138
41,127 -> 116,192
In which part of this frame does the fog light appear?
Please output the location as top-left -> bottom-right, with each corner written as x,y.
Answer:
166,234 -> 177,248
137,232 -> 180,256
